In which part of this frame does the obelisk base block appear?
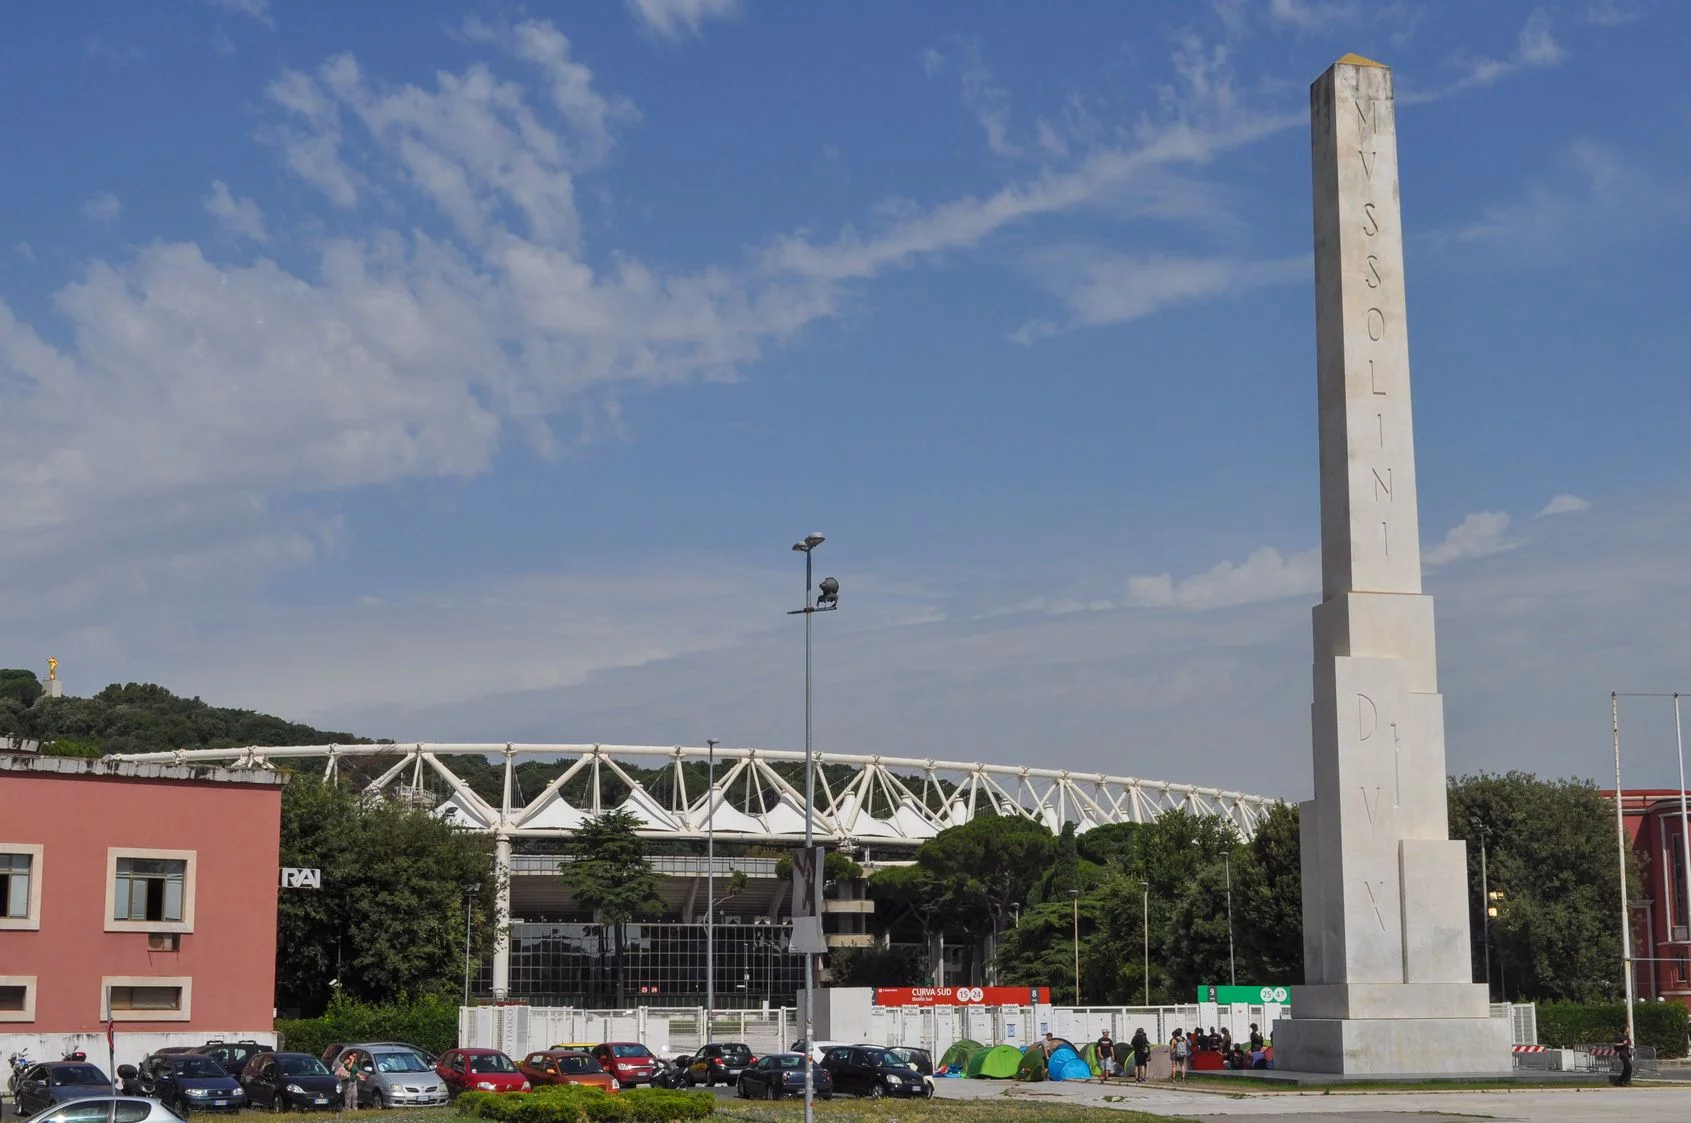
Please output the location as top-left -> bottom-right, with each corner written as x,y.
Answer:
1272,1007 -> 1511,1075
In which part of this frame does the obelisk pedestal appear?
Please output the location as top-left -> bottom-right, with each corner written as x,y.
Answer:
1270,56 -> 1510,1075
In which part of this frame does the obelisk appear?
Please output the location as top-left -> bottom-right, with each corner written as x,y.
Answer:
1270,56 -> 1510,1075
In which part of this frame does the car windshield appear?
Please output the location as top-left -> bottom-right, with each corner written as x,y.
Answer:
718,1045 -> 751,1063
372,1052 -> 429,1074
860,1049 -> 892,1066
278,1057 -> 328,1077
467,1055 -> 516,1074
771,1056 -> 804,1070
557,1056 -> 602,1075
174,1059 -> 227,1079
54,1066 -> 108,1086
609,1046 -> 650,1059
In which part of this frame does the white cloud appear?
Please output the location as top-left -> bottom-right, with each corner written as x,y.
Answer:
83,193 -> 123,223
1012,250 -> 1306,342
1586,0 -> 1644,25
15,242 -> 32,261
1423,511 -> 1516,566
1127,546 -> 1320,610
1268,0 -> 1360,32
1538,493 -> 1591,517
1407,9 -> 1565,102
925,41 -> 1019,157
205,0 -> 272,25
202,180 -> 268,242
625,0 -> 739,39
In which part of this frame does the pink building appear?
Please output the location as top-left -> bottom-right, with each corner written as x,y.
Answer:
0,754 -> 282,1059
1605,789 -> 1691,1007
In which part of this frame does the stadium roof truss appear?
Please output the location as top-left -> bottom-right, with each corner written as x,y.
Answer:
109,742 -> 1279,844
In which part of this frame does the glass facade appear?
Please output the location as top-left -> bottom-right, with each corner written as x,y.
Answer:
499,921 -> 806,1008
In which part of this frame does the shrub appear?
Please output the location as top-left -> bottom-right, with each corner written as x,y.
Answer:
456,1085 -> 713,1123
275,994 -> 460,1059
1538,1001 -> 1688,1059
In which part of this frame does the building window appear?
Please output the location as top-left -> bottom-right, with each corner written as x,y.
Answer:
0,845 -> 44,930
102,976 -> 192,1022
1677,955 -> 1689,985
105,849 -> 195,934
0,976 -> 37,1022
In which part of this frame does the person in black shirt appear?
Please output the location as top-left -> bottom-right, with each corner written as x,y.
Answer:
1129,1028 -> 1151,1083
1248,1023 -> 1265,1052
1613,1030 -> 1633,1086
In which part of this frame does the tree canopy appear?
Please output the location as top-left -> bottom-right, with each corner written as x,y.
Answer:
558,810 -> 665,1006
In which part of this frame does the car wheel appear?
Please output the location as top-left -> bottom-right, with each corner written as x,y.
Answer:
820,1093 -> 833,1101
371,1089 -> 387,1110
765,1082 -> 779,1101
869,1081 -> 885,1100
735,1079 -> 746,1099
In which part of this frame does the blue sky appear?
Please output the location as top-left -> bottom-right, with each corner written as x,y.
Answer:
3,0 -> 1688,800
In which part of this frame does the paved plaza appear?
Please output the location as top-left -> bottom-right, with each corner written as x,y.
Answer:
931,1075 -> 1691,1120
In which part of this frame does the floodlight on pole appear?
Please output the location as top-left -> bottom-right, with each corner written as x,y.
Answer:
706,738 -> 719,1036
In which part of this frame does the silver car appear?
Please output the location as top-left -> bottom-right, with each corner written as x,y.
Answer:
24,1097 -> 185,1123
328,1045 -> 448,1109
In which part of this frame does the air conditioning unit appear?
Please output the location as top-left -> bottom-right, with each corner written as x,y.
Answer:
148,933 -> 180,952
1673,925 -> 1689,943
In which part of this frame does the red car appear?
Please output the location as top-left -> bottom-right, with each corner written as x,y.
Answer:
590,1043 -> 658,1088
435,1049 -> 530,1097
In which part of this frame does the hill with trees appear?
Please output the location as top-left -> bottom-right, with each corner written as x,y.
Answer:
0,669 -> 370,756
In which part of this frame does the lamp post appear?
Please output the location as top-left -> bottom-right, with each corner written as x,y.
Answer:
1613,692 -> 1637,1047
1140,880 -> 1150,1006
463,882 -> 480,1006
1476,824 -> 1492,1000
1069,889 -> 1082,1007
706,738 -> 719,1037
1223,852 -> 1236,988
788,532 -> 837,1123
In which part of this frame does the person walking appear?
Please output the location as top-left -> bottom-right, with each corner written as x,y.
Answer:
1169,1028 -> 1189,1081
1248,1023 -> 1264,1052
1613,1030 -> 1633,1087
336,1052 -> 362,1112
1219,1026 -> 1232,1055
1130,1027 -> 1151,1084
1094,1030 -> 1115,1082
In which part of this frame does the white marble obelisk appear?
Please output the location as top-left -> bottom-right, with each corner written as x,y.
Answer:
1271,56 -> 1510,1075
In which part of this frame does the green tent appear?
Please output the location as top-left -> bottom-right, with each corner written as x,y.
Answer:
965,1045 -> 1025,1079
1014,1048 -> 1047,1082
938,1039 -> 984,1074
1078,1042 -> 1104,1076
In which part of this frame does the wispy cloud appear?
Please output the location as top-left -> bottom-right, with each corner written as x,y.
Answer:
1423,511 -> 1516,566
1586,0 -> 1645,25
924,40 -> 1019,157
1405,9 -> 1565,102
1012,249 -> 1306,343
1538,494 -> 1591,517
203,181 -> 268,242
1128,545 -> 1319,610
82,193 -> 123,223
205,0 -> 272,25
625,0 -> 739,39
1268,0 -> 1360,32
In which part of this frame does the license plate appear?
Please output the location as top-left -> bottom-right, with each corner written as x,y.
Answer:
314,1098 -> 329,1104
214,1101 -> 228,1107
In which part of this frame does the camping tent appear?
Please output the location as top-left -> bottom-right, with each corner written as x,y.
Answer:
964,1045 -> 1024,1079
1014,1048 -> 1046,1082
937,1039 -> 984,1076
1078,1042 -> 1105,1077
1046,1041 -> 1092,1082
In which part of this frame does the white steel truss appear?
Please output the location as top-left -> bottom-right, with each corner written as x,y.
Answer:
108,742 -> 1279,843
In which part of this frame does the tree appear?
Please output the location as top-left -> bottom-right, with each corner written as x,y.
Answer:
868,864 -> 950,980
915,815 -> 1053,981
1232,801 -> 1303,983
558,810 -> 664,1007
276,777 -> 495,1015
828,945 -> 927,988
1450,772 -> 1634,1001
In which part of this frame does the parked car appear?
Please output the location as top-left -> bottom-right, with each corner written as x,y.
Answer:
189,1042 -> 269,1081
516,1051 -> 618,1094
14,1062 -> 115,1116
238,1052 -> 338,1112
820,1045 -> 930,1099
134,1053 -> 246,1114
684,1043 -> 753,1088
789,1040 -> 846,1065
19,1096 -> 183,1123
323,1046 -> 448,1109
588,1044 -> 657,1088
434,1049 -> 529,1097
882,1047 -> 933,1077
735,1054 -> 833,1101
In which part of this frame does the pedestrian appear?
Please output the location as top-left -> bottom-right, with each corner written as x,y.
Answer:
336,1052 -> 362,1112
1206,1026 -> 1220,1051
1130,1027 -> 1151,1084
1169,1027 -> 1190,1081
1613,1030 -> 1633,1087
1041,1033 -> 1059,1060
1248,1022 -> 1264,1052
1220,1026 -> 1232,1055
1095,1029 -> 1116,1082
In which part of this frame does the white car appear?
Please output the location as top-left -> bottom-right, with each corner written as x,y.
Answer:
25,1096 -> 185,1123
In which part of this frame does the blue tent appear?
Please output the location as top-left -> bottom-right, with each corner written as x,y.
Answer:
1047,1042 -> 1092,1082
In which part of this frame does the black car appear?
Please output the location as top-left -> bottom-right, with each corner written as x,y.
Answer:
684,1044 -> 753,1088
735,1054 -> 833,1101
820,1046 -> 930,1099
13,1062 -> 114,1116
134,1054 -> 246,1114
190,1042 -> 269,1081
882,1046 -> 933,1077
239,1052 -> 339,1111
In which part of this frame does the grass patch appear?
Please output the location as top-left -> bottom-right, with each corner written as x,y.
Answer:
714,1101 -> 1192,1122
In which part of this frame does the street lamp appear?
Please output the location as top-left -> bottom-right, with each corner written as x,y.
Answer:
1224,852 -> 1236,988
1069,889 -> 1082,1007
1473,820 -> 1493,1000
1140,880 -> 1150,1006
706,738 -> 719,1036
787,532 -> 837,1123
463,882 -> 481,1006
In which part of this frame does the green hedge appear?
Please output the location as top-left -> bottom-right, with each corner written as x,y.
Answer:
275,995 -> 460,1059
457,1086 -> 714,1122
1538,1001 -> 1689,1059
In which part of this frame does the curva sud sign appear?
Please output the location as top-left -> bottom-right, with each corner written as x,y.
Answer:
874,986 -> 1050,1007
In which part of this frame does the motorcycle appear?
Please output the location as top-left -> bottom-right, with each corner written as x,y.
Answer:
648,1057 -> 691,1090
8,1051 -> 32,1097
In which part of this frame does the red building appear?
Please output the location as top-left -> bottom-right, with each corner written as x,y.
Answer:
1606,789 -> 1691,1007
0,753 -> 282,1059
